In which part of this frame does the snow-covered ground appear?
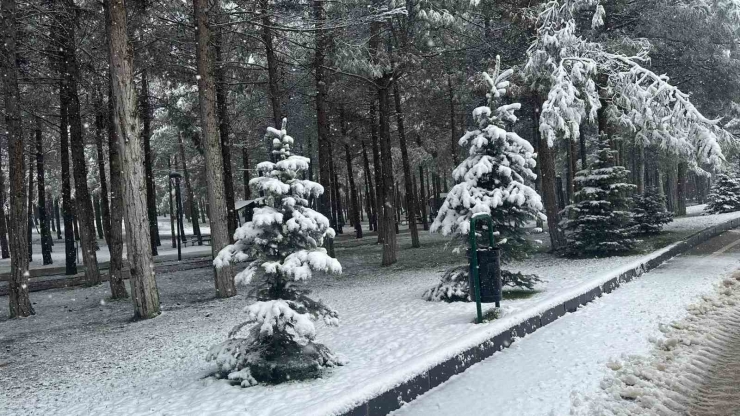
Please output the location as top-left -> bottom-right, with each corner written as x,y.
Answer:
572,270 -> 740,415
1,208 -> 738,416
392,231 -> 740,416
0,216 -> 212,274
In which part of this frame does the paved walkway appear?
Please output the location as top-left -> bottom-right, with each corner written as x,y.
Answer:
394,230 -> 740,416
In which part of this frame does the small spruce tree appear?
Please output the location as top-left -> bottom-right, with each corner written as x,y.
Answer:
704,173 -> 740,214
426,57 -> 544,302
632,187 -> 673,235
208,119 -> 343,386
562,134 -> 637,257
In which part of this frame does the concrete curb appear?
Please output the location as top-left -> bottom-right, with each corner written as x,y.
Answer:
338,217 -> 740,416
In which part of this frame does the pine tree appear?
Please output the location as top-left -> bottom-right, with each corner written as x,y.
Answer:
562,135 -> 637,257
428,58 -> 544,302
209,119 -> 343,386
633,187 -> 673,234
704,173 -> 740,214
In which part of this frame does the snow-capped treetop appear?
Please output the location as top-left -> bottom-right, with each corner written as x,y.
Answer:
432,57 -> 543,259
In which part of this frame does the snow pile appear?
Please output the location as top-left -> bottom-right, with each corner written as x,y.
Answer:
572,271 -> 740,415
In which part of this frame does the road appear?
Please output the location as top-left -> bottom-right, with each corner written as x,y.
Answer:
393,230 -> 740,416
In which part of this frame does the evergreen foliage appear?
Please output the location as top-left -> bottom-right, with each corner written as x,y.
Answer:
704,173 -> 740,214
428,58 -> 544,302
208,119 -> 343,386
422,265 -> 541,302
632,187 -> 673,235
562,135 -> 638,257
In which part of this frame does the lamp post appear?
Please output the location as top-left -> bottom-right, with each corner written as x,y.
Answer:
169,172 -> 183,261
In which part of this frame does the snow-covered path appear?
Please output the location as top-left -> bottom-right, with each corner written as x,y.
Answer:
393,230 -> 740,416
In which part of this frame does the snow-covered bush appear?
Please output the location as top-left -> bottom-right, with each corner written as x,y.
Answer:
562,134 -> 638,257
423,265 -> 542,302
704,173 -> 740,214
427,57 -> 544,302
208,119 -> 343,386
632,188 -> 673,235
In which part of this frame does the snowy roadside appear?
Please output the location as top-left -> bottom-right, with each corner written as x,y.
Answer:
571,270 -> 740,416
1,209 -> 738,416
392,232 -> 740,416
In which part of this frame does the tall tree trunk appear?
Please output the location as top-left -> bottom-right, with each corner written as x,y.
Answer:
107,0 -> 158,314
93,195 -> 104,239
0,147 -> 10,259
418,165 -> 429,230
193,0 -> 235,297
179,132 -> 202,245
215,30 -> 237,238
313,0 -> 334,256
328,141 -> 340,233
447,74 -> 459,167
677,161 -> 687,216
27,138 -> 34,263
140,69 -> 160,254
370,97 -> 384,243
54,198 -> 61,240
36,124 -> 52,265
378,80 -> 397,266
242,145 -> 251,200
579,131 -> 588,170
393,83 -> 420,248
95,93 -> 111,244
361,142 -> 376,231
173,157 -> 187,246
62,0 -> 100,284
1,0 -> 34,316
535,98 -> 566,250
167,157 -> 176,248
344,143 -> 362,238
566,139 -> 575,203
261,0 -> 281,127
105,67 -> 127,299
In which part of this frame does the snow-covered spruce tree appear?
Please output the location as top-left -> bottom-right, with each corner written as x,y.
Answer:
704,173 -> 740,214
425,57 -> 544,302
208,119 -> 343,386
562,134 -> 637,257
632,187 -> 673,235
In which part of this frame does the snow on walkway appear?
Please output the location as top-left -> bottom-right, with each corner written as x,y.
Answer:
392,231 -> 740,416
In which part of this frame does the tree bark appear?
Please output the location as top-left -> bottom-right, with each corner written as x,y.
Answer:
535,100 -> 566,250
36,125 -> 53,265
95,93 -> 111,244
108,0 -> 159,313
313,0 -> 334,257
140,69 -> 160,254
193,0 -> 235,297
1,0 -> 34,316
105,65 -> 127,299
344,144 -> 362,238
370,96 -> 384,243
378,80 -> 397,266
167,157 -> 176,248
677,161 -> 687,216
260,0 -> 282,128
62,0 -> 100,284
27,137 -> 34,263
327,141 -> 340,233
0,147 -> 10,259
447,74 -> 459,167
418,165 -> 429,231
242,145 -> 251,200
93,195 -> 104,240
54,198 -> 61,240
179,132 -> 202,245
361,142 -> 376,231
215,30 -> 237,238
393,83 -> 420,248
